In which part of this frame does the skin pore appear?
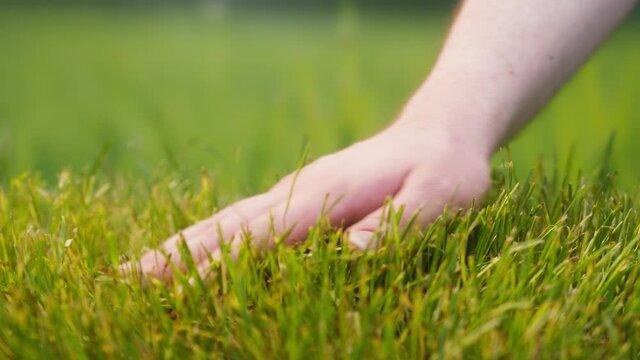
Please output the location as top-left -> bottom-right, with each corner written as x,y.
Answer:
128,0 -> 638,279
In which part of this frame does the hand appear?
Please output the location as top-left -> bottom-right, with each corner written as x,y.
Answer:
131,120 -> 490,279
126,0 -> 637,281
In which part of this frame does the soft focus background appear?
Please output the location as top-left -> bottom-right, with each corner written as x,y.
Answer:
0,2 -> 639,194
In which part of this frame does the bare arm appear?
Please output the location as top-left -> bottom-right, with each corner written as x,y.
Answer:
132,0 -> 637,279
403,0 -> 637,157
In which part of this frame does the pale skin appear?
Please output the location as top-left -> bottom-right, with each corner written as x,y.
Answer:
127,0 -> 638,279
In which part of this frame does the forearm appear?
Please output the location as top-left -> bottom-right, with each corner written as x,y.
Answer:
399,0 -> 637,158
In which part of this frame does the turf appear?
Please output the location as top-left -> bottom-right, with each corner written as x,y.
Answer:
1,5 -> 640,359
2,155 -> 640,358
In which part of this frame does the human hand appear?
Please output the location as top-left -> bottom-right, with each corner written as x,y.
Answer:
124,0 -> 638,281
130,120 -> 490,280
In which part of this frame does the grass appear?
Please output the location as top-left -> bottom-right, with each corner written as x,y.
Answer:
2,155 -> 640,358
1,5 -> 640,359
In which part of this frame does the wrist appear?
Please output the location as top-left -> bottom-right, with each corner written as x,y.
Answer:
395,73 -> 518,160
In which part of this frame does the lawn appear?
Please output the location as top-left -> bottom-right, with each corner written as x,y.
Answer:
1,5 -> 640,358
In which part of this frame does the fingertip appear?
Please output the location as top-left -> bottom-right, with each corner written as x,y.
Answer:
118,260 -> 150,286
196,249 -> 222,283
196,262 -> 212,284
136,250 -> 175,280
347,231 -> 375,251
118,261 -> 134,276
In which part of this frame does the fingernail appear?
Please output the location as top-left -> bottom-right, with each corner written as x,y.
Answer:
119,262 -> 133,275
348,231 -> 374,250
119,260 -> 143,277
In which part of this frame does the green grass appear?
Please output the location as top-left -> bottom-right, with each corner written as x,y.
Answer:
3,155 -> 640,358
2,5 -> 640,359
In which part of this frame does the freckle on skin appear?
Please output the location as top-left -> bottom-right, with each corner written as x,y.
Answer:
548,54 -> 555,61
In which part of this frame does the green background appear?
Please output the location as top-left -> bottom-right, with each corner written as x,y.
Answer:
1,5 -> 639,193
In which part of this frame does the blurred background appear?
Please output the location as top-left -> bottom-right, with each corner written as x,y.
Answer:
0,1 -> 638,194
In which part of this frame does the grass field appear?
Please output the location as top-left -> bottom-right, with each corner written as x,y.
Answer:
1,5 -> 640,358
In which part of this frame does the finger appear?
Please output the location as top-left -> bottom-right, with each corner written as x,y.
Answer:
120,216 -> 222,276
134,191 -> 287,278
194,186 -> 381,271
175,192 -> 287,248
127,158 -> 344,279
346,174 -> 460,250
195,248 -> 224,282
234,193 -> 342,248
181,170 -> 331,264
194,161 -> 412,270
